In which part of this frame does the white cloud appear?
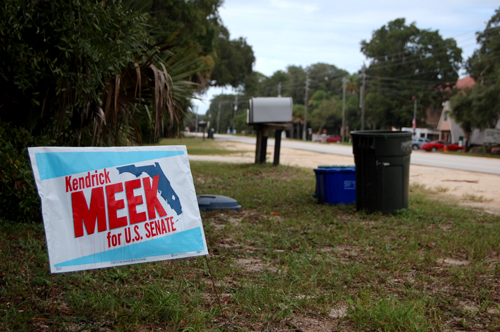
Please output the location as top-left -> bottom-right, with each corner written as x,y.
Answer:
269,0 -> 318,13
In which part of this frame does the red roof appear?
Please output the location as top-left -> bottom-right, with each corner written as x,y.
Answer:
456,77 -> 475,90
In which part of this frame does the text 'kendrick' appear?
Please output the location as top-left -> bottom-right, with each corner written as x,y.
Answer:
66,169 -> 111,192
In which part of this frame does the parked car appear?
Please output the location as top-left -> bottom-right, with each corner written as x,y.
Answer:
412,137 -> 432,150
320,135 -> 342,143
420,140 -> 466,152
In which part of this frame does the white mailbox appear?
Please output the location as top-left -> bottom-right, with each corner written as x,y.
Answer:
247,97 -> 293,124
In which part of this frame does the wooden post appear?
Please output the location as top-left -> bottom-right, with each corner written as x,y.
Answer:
260,131 -> 268,164
274,130 -> 282,166
255,125 -> 263,164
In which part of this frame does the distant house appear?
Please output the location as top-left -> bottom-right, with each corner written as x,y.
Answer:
437,100 -> 466,144
437,77 -> 500,146
423,77 -> 475,130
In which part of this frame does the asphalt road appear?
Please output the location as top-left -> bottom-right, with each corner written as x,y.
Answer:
196,133 -> 500,175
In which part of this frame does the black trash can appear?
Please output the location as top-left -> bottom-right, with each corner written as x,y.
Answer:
351,130 -> 412,214
207,128 -> 214,139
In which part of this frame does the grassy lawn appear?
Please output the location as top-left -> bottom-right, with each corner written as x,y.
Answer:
158,137 -> 249,156
1,148 -> 500,331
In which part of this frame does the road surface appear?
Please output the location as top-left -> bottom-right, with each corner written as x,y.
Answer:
193,133 -> 500,175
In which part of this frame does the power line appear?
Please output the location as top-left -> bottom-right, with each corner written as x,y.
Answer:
361,25 -> 500,63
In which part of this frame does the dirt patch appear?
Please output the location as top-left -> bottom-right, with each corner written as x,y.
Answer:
235,258 -> 277,272
287,315 -> 336,332
438,258 -> 470,266
189,141 -> 500,215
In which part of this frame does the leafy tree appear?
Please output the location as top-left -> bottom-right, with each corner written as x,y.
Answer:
208,62 -> 353,136
307,63 -> 348,96
465,8 -> 500,81
245,70 -> 289,97
210,26 -> 255,89
360,18 -> 462,129
451,8 -> 500,130
0,0 -> 191,146
148,0 -> 223,87
0,0 -> 212,221
284,65 -> 308,105
309,98 -> 340,133
203,93 -> 244,133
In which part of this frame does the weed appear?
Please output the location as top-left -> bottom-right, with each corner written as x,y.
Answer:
348,296 -> 431,331
462,193 -> 494,202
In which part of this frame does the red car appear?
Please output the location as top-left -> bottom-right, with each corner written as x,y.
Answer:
320,135 -> 342,143
420,140 -> 466,152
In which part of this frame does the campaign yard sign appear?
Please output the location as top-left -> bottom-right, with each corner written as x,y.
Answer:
28,146 -> 208,273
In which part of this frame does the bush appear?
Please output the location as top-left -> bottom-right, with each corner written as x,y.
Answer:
0,123 -> 52,223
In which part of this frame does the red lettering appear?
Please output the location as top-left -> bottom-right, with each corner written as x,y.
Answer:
65,176 -> 72,192
99,173 -> 104,185
72,178 -> 78,191
170,217 -> 176,231
155,219 -> 161,235
125,179 -> 147,225
160,218 -> 167,234
143,176 -> 167,220
72,188 -> 106,238
149,221 -> 155,237
106,183 -> 128,230
145,222 -> 151,238
85,172 -> 91,187
134,225 -> 141,240
104,169 -> 111,183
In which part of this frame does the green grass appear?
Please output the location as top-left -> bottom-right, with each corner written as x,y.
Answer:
1,162 -> 500,331
158,137 -> 247,156
462,193 -> 494,203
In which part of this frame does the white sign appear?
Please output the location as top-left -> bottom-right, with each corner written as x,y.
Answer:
484,129 -> 500,144
28,146 -> 207,273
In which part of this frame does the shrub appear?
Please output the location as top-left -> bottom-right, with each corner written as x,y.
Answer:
0,123 -> 51,223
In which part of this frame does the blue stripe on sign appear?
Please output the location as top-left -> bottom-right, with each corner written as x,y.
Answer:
36,150 -> 184,180
54,227 -> 205,268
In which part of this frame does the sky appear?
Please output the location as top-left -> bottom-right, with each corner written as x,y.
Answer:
191,0 -> 499,114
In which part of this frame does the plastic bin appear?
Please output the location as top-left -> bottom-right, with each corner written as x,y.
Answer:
197,195 -> 241,211
351,130 -> 412,214
314,167 -> 356,205
318,165 -> 356,169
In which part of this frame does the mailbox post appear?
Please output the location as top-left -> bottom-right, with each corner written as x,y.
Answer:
198,121 -> 207,141
247,97 -> 293,165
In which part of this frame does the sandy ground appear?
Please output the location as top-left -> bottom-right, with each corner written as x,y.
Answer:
189,141 -> 500,215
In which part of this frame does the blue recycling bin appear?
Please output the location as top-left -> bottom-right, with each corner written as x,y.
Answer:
314,167 -> 356,205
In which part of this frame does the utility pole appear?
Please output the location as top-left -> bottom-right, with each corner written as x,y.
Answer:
278,82 -> 281,97
342,77 -> 349,142
413,98 -> 417,136
195,113 -> 198,139
232,95 -> 238,133
217,101 -> 221,134
360,65 -> 366,130
302,74 -> 310,141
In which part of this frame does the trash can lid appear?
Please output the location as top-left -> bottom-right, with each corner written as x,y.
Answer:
314,168 -> 355,174
318,165 -> 355,169
197,195 -> 241,211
